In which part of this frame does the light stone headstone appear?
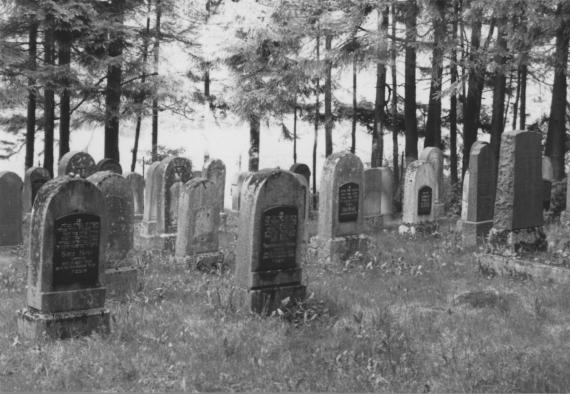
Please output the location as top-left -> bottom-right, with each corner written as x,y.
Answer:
175,177 -> 224,268
203,159 -> 226,212
457,141 -> 496,246
379,167 -> 394,217
23,166 -> 51,214
290,163 -> 311,189
401,160 -> 437,231
58,151 -> 96,178
17,177 -> 110,339
0,171 -> 23,246
363,168 -> 382,230
231,171 -> 250,211
419,147 -> 444,217
489,130 -> 545,252
125,172 -> 144,221
542,156 -> 554,210
235,169 -> 306,314
96,158 -> 123,175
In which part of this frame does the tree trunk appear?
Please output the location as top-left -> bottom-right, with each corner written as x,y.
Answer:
312,35 -> 320,201
351,51 -> 357,154
43,16 -> 55,177
391,2 -> 399,185
25,19 -> 37,170
512,68 -> 520,130
372,6 -> 388,167
151,0 -> 161,162
545,3 -> 570,181
461,14 -> 482,177
248,114 -> 260,171
56,25 -> 72,159
293,103 -> 297,163
131,0 -> 152,172
449,0 -> 459,186
404,0 -> 418,160
519,63 -> 527,130
324,35 -> 333,157
424,0 -> 446,149
490,25 -> 507,165
104,0 -> 125,162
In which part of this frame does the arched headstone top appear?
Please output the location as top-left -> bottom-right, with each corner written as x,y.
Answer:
23,167 -> 51,213
58,151 -> 96,178
96,158 -> 123,175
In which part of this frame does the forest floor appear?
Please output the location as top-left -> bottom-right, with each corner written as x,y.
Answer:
2,214 -> 570,392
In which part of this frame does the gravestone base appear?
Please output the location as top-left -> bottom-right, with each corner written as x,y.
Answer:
239,284 -> 306,315
478,254 -> 570,284
104,267 -> 139,297
134,214 -> 143,223
17,307 -> 110,340
135,232 -> 176,252
364,215 -> 383,232
399,221 -> 438,235
487,226 -> 547,254
457,219 -> 493,247
181,251 -> 225,271
309,234 -> 371,264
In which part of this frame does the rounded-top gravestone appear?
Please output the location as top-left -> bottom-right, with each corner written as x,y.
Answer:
58,151 -> 96,178
419,147 -> 444,216
23,167 -> 51,214
203,158 -> 226,211
0,171 -> 23,246
290,163 -> 311,188
402,160 -> 437,225
125,172 -> 145,218
96,158 -> 123,175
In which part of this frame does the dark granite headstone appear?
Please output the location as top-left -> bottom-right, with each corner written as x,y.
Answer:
58,151 -> 96,178
96,158 -> 123,175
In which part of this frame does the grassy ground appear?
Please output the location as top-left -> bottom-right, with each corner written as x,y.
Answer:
2,219 -> 570,392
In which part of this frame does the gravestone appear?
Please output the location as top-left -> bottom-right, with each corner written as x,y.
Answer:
400,160 -> 437,233
231,172 -> 250,211
419,147 -> 444,217
290,163 -> 311,188
58,151 -> 96,178
310,151 -> 370,263
175,178 -> 224,269
96,158 -> 123,174
363,168 -> 383,230
488,130 -> 546,252
17,177 -> 110,339
457,141 -> 496,246
0,172 -> 23,246
125,172 -> 144,221
22,167 -> 51,250
235,169 -> 306,314
138,156 -> 192,250
542,156 -> 554,210
379,167 -> 394,218
203,158 -> 226,212
88,171 -> 137,296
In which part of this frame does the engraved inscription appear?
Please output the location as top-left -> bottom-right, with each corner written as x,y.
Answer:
260,206 -> 298,270
338,182 -> 359,222
418,186 -> 432,216
53,213 -> 100,287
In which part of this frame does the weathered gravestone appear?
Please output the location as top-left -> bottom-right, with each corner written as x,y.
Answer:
456,141 -> 496,246
290,163 -> 311,189
379,167 -> 394,218
203,158 -> 226,212
58,151 -> 96,178
363,168 -> 383,230
231,171 -> 250,212
96,158 -> 123,175
138,156 -> 192,250
310,151 -> 370,263
400,160 -> 437,233
488,130 -> 546,252
125,172 -> 144,221
542,156 -> 554,210
22,167 -> 51,250
419,147 -> 444,217
0,171 -> 23,246
88,171 -> 137,296
235,169 -> 306,314
17,177 -> 110,339
175,178 -> 224,268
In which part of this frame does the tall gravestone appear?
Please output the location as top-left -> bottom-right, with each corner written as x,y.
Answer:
125,172 -> 145,221
58,151 -> 96,178
88,171 -> 137,296
235,169 -> 306,314
0,172 -> 23,246
457,141 -> 496,246
310,151 -> 370,263
400,160 -> 437,233
138,156 -> 192,250
419,147 -> 444,217
96,158 -> 123,175
175,178 -> 224,268
542,156 -> 554,210
17,177 -> 110,339
231,172 -> 250,212
203,158 -> 226,212
488,130 -> 546,252
363,168 -> 383,230
22,167 -> 51,250
379,167 -> 394,218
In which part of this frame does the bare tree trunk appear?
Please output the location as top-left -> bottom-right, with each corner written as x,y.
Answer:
293,103 -> 297,163
249,114 -> 260,171
519,63 -> 527,130
391,2 -> 398,185
56,22 -> 72,159
512,68 -> 520,130
324,34 -> 333,157
312,35 -> 320,203
351,50 -> 357,154
43,15 -> 55,177
372,6 -> 388,167
151,0 -> 161,162
490,25 -> 507,165
25,18 -> 37,170
449,0 -> 459,186
404,0 -> 418,160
